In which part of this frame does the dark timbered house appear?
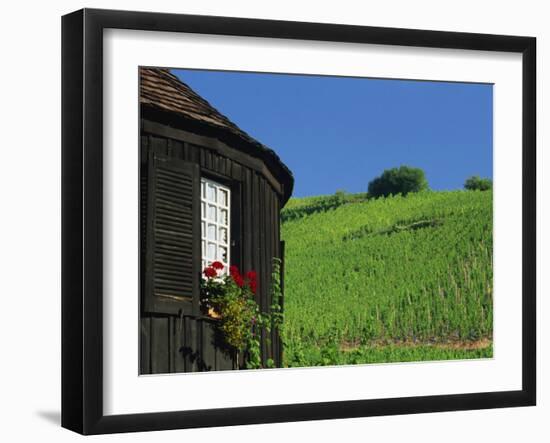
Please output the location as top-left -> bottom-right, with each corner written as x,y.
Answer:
140,68 -> 293,374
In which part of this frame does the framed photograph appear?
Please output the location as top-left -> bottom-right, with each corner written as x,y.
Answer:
62,8 -> 536,434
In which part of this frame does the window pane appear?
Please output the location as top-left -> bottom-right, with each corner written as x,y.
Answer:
201,202 -> 206,218
201,221 -> 206,238
201,240 -> 206,255
201,180 -> 206,199
219,209 -> 228,225
207,223 -> 216,240
218,246 -> 228,263
207,183 -> 216,202
207,242 -> 216,259
208,204 -> 217,221
218,189 -> 228,207
218,227 -> 227,244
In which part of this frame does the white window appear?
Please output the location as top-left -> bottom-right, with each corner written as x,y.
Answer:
201,177 -> 231,275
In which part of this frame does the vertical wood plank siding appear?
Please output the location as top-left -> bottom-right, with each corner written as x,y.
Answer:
140,129 -> 285,373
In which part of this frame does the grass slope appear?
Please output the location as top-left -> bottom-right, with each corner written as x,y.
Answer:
280,190 -> 493,367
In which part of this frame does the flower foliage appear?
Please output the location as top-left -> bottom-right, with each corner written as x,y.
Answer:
200,262 -> 281,369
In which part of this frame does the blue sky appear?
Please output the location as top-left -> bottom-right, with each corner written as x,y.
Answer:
173,69 -> 493,198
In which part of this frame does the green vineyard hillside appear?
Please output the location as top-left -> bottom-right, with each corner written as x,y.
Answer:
280,190 -> 493,367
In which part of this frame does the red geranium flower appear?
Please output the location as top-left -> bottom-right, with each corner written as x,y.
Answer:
246,270 -> 257,281
203,267 -> 217,278
249,279 -> 257,294
229,265 -> 240,276
211,261 -> 224,270
233,274 -> 244,288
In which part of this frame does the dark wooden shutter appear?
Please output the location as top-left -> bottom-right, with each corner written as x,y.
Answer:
144,153 -> 200,315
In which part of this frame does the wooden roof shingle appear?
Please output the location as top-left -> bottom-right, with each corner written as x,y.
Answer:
140,67 -> 293,201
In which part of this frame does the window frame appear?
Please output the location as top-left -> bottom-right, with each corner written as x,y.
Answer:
200,168 -> 242,274
200,176 -> 232,275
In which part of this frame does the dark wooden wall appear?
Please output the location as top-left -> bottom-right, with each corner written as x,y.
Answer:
140,121 -> 284,374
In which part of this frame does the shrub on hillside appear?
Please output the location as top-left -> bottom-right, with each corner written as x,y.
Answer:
464,176 -> 492,191
368,166 -> 428,198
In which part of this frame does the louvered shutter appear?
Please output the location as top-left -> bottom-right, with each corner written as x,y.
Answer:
144,153 -> 200,315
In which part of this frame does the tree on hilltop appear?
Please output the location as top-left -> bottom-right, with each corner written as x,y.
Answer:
368,166 -> 428,198
464,176 -> 492,191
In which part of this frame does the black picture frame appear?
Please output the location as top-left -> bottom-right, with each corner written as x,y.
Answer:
62,8 -> 536,435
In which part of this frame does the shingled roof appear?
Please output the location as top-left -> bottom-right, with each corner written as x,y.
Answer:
140,67 -> 293,201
